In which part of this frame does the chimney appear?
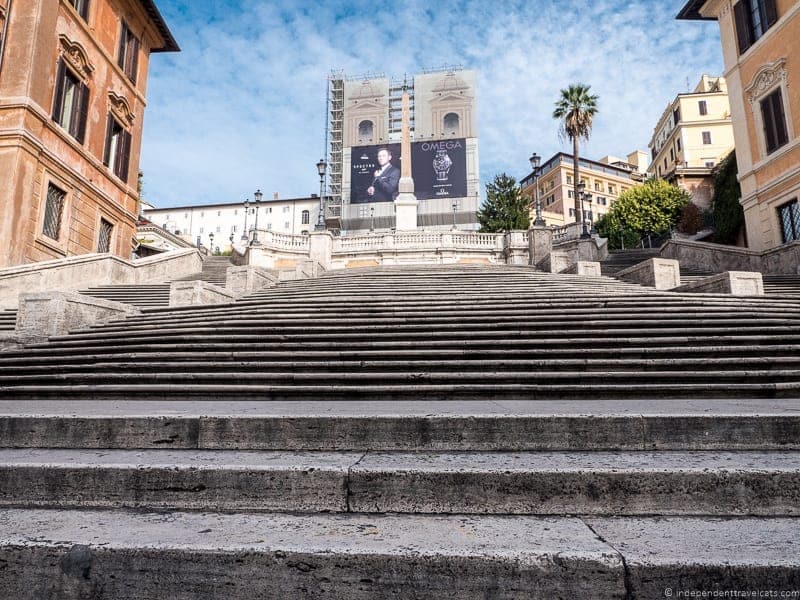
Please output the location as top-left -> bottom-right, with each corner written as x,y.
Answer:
273,192 -> 279,200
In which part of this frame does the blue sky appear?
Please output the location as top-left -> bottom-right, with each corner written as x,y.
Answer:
141,0 -> 723,208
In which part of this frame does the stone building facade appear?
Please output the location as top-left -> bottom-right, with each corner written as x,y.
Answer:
679,0 -> 800,251
0,0 -> 177,268
648,75 -> 735,210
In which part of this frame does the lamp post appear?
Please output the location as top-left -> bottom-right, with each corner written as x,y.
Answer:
315,159 -> 327,231
208,232 -> 214,255
241,198 -> 250,242
251,189 -> 262,246
528,152 -> 545,227
229,233 -> 234,252
577,181 -> 591,239
370,206 -> 375,232
452,201 -> 458,230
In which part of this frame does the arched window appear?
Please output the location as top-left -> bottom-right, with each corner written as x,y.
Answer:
443,112 -> 460,135
301,210 -> 310,224
358,120 -> 374,140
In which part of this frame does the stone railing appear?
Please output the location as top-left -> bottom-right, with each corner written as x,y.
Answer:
252,230 -> 310,250
0,248 -> 203,309
334,231 -> 508,253
660,238 -> 800,275
552,223 -> 583,244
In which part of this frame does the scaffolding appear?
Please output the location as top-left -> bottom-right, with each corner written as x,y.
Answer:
327,70 -> 344,203
388,76 -> 414,135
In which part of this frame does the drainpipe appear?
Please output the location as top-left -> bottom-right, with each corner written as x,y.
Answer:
0,0 -> 11,79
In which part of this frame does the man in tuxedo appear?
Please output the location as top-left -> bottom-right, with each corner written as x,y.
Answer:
367,148 -> 400,201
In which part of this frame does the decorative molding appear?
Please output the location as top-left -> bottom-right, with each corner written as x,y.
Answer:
58,35 -> 94,78
108,91 -> 135,126
745,58 -> 787,103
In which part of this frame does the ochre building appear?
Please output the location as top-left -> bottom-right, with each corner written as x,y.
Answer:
0,0 -> 177,268
679,0 -> 800,251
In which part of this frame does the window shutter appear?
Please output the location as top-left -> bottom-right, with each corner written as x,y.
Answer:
119,130 -> 132,182
764,0 -> 778,27
103,114 -> 114,166
130,36 -> 140,85
117,24 -> 126,70
762,96 -> 777,153
75,82 -> 90,145
52,59 -> 66,122
773,89 -> 788,147
733,1 -> 751,53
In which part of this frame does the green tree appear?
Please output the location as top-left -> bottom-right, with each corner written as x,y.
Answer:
553,83 -> 599,224
477,173 -> 530,232
711,151 -> 744,245
595,179 -> 690,249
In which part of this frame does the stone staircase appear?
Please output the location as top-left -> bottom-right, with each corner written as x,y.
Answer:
599,248 -> 661,276
174,254 -> 233,286
0,264 -> 799,598
0,309 -> 16,332
78,283 -> 172,308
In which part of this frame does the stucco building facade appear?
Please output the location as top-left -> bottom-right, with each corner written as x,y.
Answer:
679,0 -> 800,251
0,0 -> 177,268
648,75 -> 735,210
520,152 -> 645,229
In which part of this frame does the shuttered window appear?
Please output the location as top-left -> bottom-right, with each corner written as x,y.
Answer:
52,59 -> 90,144
117,22 -> 140,84
69,0 -> 89,20
761,88 -> 789,155
103,114 -> 132,182
734,0 -> 778,54
43,183 -> 67,240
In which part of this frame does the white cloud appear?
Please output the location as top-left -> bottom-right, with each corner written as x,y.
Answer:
141,0 -> 723,207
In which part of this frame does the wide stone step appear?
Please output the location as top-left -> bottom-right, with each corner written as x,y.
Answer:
2,380 -> 797,400
0,509 -> 798,599
3,356 -> 799,376
2,399 -> 799,451
0,448 -> 798,516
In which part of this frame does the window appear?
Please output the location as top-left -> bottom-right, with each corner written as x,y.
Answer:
69,0 -> 90,20
443,112 -> 459,135
199,227 -> 204,234
284,221 -> 290,229
301,210 -> 310,224
232,225 -> 237,232
266,207 -> 272,214
216,226 -> 221,233
698,100 -> 708,116
103,114 -> 131,181
608,184 -> 616,194
778,199 -> 800,243
569,208 -> 575,217
358,120 -> 374,141
677,138 -> 682,152
266,223 -> 272,231
734,0 -> 777,54
568,190 -> 575,199
52,59 -> 89,144
705,160 -> 716,168
597,197 -> 607,206
670,148 -> 675,161
566,175 -> 572,184
282,206 -> 290,213
43,183 -> 66,240
702,131 -> 712,145
761,87 -> 789,154
673,107 -> 681,125
217,211 -> 221,216
594,182 -> 602,192
97,218 -> 113,253
117,22 -> 140,84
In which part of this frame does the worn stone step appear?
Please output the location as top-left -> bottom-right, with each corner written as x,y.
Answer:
2,380 -> 797,400
2,399 -> 799,451
4,356 -> 800,376
1,510 -> 798,599
0,448 -> 797,516
0,509 -> 625,600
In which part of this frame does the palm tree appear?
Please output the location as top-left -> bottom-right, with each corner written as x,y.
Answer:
553,84 -> 599,225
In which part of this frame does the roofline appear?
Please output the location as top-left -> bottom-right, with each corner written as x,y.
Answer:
676,0 -> 716,21
143,196 -> 321,212
139,0 -> 180,52
521,152 -> 637,186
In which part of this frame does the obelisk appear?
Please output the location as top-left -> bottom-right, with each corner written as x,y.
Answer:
394,77 -> 418,230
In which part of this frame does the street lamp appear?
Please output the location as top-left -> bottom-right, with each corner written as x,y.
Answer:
229,233 -> 234,251
315,159 -> 327,231
452,200 -> 458,230
577,181 -> 591,239
370,206 -> 375,232
528,152 -> 545,227
241,198 -> 250,242
251,189 -> 262,246
208,232 -> 214,254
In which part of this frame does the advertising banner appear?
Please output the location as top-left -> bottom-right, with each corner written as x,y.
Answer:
349,139 -> 467,203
